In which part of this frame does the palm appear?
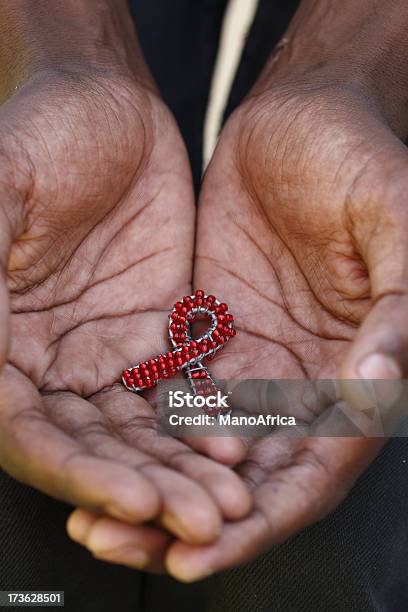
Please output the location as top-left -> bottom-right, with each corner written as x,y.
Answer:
0,69 -> 249,542
196,86 -> 404,379
7,69 -> 193,392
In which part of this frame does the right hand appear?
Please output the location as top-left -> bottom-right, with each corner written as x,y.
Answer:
0,65 -> 251,562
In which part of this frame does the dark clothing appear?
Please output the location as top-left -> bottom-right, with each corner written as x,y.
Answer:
130,0 -> 299,191
2,2 -> 407,611
129,0 -> 229,192
0,470 -> 142,612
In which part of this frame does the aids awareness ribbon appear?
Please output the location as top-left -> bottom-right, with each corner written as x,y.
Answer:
122,290 -> 235,406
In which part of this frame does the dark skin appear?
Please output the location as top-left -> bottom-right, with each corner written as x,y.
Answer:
0,0 -> 250,570
2,0 -> 408,581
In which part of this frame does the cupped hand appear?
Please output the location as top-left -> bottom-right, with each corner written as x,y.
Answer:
0,66 -> 251,552
163,77 -> 408,579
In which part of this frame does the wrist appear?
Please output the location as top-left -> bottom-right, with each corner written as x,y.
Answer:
0,0 -> 153,100
256,0 -> 408,131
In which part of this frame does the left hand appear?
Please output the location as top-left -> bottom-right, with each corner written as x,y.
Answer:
0,66 -> 250,568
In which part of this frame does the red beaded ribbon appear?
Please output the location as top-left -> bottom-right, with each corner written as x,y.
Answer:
122,290 -> 235,403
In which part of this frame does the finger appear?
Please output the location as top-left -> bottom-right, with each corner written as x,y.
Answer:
339,295 -> 408,380
339,294 -> 408,417
154,454 -> 252,523
183,435 -> 247,466
45,388 -> 226,543
0,366 -> 161,523
166,436 -> 383,581
67,509 -> 170,573
92,388 -> 252,527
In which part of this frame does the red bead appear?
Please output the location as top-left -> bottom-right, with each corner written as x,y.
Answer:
122,292 -> 236,396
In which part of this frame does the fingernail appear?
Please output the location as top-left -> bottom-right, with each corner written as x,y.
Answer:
169,563 -> 215,583
161,512 -> 193,541
86,525 -> 150,568
86,522 -> 128,553
92,546 -> 151,569
66,511 -> 96,544
105,503 -> 140,523
358,353 -> 402,380
162,511 -> 221,543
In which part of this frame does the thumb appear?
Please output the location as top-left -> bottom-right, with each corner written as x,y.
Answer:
339,164 -> 408,408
